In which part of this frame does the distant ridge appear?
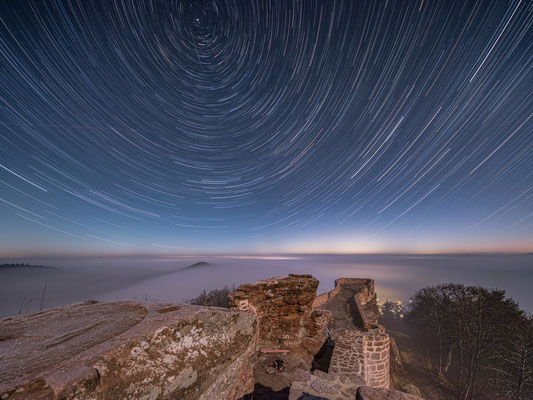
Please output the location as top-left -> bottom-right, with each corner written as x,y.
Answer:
0,263 -> 61,271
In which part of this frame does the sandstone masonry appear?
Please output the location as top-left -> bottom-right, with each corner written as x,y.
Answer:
229,274 -> 330,367
313,278 -> 391,389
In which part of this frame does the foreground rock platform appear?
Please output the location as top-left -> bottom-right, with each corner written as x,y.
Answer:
0,300 -> 256,400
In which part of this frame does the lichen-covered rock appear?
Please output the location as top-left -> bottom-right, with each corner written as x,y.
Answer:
356,386 -> 425,400
0,300 -> 256,400
229,274 -> 328,367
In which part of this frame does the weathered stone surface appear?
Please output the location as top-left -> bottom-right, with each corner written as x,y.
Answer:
230,274 -> 328,366
356,386 -> 425,400
0,300 -> 256,400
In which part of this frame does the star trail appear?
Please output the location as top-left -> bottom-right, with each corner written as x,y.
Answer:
0,0 -> 532,256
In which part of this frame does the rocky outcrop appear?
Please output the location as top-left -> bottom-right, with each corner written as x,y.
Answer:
0,301 -> 256,400
356,386 -> 425,400
229,274 -> 330,367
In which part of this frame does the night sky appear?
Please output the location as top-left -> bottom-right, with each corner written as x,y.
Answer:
0,0 -> 531,256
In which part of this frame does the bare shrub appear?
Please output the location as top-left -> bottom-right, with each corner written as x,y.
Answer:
188,285 -> 235,308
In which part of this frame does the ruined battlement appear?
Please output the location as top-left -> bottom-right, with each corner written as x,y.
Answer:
311,277 -> 390,390
334,277 -> 374,289
229,274 -> 330,366
229,275 -> 390,397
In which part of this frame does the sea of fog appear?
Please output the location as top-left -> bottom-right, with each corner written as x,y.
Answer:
1,253 -> 532,318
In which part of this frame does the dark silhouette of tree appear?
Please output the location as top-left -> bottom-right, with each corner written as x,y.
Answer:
405,283 -> 524,400
492,314 -> 533,400
406,284 -> 457,376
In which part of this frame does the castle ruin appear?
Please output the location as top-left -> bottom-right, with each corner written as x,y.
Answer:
230,275 -> 390,398
0,274 -> 397,400
313,278 -> 390,388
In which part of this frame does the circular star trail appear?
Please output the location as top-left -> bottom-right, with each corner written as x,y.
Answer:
0,0 -> 531,254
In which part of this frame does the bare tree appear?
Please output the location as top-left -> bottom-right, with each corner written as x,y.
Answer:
188,285 -> 235,308
492,314 -> 533,400
406,284 -> 456,376
18,295 -> 29,315
455,287 -> 521,400
18,295 -> 34,315
40,281 -> 47,311
406,284 -> 524,400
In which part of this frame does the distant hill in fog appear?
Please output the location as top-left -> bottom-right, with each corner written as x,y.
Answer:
0,263 -> 61,271
183,261 -> 211,270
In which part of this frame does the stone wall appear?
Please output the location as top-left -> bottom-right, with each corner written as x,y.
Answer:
327,328 -> 390,389
363,328 -> 390,388
313,284 -> 341,308
329,330 -> 365,379
229,274 -> 328,366
335,278 -> 378,330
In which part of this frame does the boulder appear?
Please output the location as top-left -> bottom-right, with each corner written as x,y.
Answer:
289,369 -> 364,400
0,300 -> 256,400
